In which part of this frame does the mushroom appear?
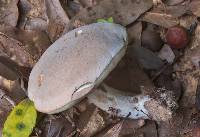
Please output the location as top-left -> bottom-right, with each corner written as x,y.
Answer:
88,84 -> 178,121
28,23 -> 128,114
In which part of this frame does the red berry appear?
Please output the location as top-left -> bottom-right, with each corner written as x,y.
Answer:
166,26 -> 189,49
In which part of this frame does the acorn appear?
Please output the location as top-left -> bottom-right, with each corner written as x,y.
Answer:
166,26 -> 189,49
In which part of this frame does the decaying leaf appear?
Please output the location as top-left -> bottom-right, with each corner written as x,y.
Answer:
18,0 -> 48,31
79,0 -> 102,7
0,55 -> 20,81
153,0 -> 162,5
40,115 -> 75,137
0,25 -> 51,61
173,25 -> 200,108
2,99 -> 37,137
0,0 -> 19,27
162,0 -> 185,6
46,0 -> 70,42
189,0 -> 200,17
64,0 -> 153,32
0,33 -> 35,67
179,15 -> 197,29
97,121 -> 124,137
119,119 -> 145,136
140,11 -> 179,28
77,104 -> 110,137
60,0 -> 83,18
153,4 -> 188,18
0,89 -> 14,136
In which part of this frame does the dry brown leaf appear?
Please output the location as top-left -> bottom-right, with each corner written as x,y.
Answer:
77,104 -> 110,137
18,0 -> 48,31
189,0 -> 200,17
101,121 -> 124,137
0,25 -> 51,61
153,0 -> 162,5
0,33 -> 35,67
60,0 -> 83,18
64,0 -> 153,32
0,89 -> 13,135
173,25 -> 200,107
40,115 -> 76,137
162,0 -> 185,6
0,0 -> 19,27
78,0 -> 102,7
0,55 -> 20,81
46,0 -> 70,42
153,4 -> 188,18
140,12 -> 179,28
119,119 -> 145,135
131,120 -> 158,137
180,15 -> 197,29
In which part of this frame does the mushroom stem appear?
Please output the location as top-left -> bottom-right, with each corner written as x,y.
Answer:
87,84 -> 178,121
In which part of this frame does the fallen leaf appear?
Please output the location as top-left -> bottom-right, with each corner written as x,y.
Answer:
173,24 -> 200,107
119,119 -> 145,135
0,0 -> 19,27
154,4 -> 188,18
0,89 -> 14,131
0,25 -> 51,61
2,99 -> 37,137
60,0 -> 83,18
0,55 -> 20,81
40,115 -> 75,137
46,0 -> 70,42
100,121 -> 124,137
133,120 -> 158,137
77,104 -> 110,137
0,33 -> 35,67
153,0 -> 162,5
79,0 -> 102,7
140,11 -> 179,28
18,0 -> 48,31
162,0 -> 185,6
179,15 -> 198,30
189,0 -> 200,17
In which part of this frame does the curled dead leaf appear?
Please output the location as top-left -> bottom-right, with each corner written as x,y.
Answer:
140,12 -> 179,28
46,0 -> 70,42
0,0 -> 19,27
0,32 -> 36,67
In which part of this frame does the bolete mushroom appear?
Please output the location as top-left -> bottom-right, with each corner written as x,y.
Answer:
28,23 -> 128,114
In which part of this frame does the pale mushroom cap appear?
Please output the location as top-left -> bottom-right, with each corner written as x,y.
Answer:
28,23 -> 127,114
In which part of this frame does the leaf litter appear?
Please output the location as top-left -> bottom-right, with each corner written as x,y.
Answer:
1,0 -> 200,137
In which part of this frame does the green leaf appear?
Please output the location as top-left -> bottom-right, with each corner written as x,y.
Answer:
97,17 -> 114,23
107,17 -> 114,23
2,99 -> 37,137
